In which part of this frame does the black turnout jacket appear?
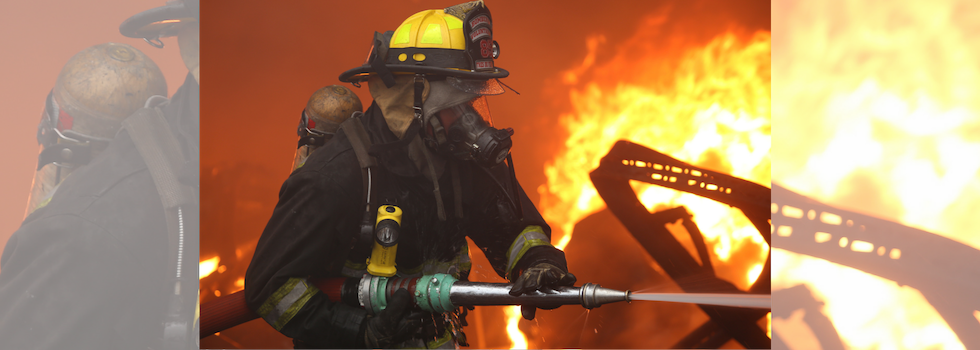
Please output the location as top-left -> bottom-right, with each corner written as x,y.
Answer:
244,102 -> 567,348
0,73 -> 199,350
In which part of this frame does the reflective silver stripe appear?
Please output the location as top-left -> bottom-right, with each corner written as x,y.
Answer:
505,226 -> 551,276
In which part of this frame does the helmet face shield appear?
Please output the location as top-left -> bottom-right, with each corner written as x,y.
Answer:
440,95 -> 493,127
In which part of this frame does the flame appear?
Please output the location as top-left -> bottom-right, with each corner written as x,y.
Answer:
505,306 -> 528,349
233,277 -> 245,293
527,14 -> 770,349
767,312 -> 772,339
773,0 -> 980,348
538,28 -> 771,289
200,256 -> 219,279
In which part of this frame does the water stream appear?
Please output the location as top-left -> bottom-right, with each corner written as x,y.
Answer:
629,292 -> 770,309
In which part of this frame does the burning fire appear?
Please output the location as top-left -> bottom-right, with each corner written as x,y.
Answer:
529,14 -> 772,348
538,29 -> 771,283
505,306 -> 528,349
772,0 -> 980,349
200,256 -> 219,279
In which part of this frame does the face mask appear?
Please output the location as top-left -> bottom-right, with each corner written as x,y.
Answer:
426,96 -> 513,167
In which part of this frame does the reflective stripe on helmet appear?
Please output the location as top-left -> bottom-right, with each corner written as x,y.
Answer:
505,225 -> 552,278
256,278 -> 319,331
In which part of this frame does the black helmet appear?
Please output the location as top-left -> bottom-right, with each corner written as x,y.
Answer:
119,0 -> 200,48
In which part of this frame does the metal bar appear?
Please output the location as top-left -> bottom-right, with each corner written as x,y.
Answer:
590,141 -> 770,349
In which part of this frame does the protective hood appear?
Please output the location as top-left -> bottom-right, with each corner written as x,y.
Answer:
368,75 -> 430,139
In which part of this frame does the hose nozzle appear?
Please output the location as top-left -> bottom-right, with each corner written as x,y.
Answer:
580,282 -> 630,309
352,275 -> 633,314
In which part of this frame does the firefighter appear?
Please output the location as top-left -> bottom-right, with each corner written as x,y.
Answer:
0,1 -> 200,349
244,1 -> 577,348
291,85 -> 363,171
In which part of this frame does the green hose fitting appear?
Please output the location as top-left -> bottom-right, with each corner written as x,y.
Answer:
414,274 -> 457,313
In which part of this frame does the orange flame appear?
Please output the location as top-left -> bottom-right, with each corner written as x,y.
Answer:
539,29 -> 771,289
200,256 -> 219,280
773,0 -> 979,348
523,13 -> 771,349
505,306 -> 528,349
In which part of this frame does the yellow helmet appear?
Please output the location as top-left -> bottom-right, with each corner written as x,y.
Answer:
339,1 -> 506,86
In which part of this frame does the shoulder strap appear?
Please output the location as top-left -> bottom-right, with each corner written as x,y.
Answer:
339,112 -> 380,259
339,111 -> 376,169
122,106 -> 192,209
121,104 -> 196,350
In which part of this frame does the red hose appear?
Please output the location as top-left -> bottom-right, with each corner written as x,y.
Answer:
200,277 -> 347,338
200,290 -> 256,338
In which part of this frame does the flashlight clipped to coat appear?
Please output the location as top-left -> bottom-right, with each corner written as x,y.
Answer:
352,204 -> 629,315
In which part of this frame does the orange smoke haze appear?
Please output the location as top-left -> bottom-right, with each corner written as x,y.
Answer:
201,0 -> 768,348
0,0 -> 187,273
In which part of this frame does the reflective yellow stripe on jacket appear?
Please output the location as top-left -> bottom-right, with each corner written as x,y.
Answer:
256,278 -> 319,331
505,225 -> 552,279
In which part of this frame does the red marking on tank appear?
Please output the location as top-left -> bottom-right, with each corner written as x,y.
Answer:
57,109 -> 73,130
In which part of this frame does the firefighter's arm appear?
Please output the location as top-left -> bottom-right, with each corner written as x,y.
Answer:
472,169 -> 577,320
0,215 -> 144,349
467,171 -> 573,284
243,165 -> 366,347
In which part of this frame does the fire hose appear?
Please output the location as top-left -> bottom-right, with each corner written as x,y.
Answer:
201,273 -> 770,338
201,273 -> 627,338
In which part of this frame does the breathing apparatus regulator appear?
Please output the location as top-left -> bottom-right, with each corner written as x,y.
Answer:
426,96 -> 514,168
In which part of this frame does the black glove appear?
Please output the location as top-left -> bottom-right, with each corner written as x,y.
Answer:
362,289 -> 425,348
509,262 -> 577,320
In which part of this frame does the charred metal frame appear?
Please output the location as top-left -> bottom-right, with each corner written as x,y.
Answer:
772,183 -> 980,348
770,284 -> 845,350
590,141 -> 771,349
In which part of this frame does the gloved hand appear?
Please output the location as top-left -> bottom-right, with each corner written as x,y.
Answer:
509,262 -> 577,320
362,289 -> 425,348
